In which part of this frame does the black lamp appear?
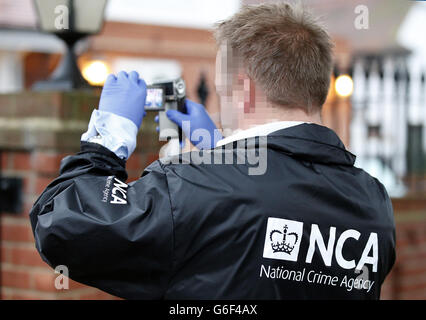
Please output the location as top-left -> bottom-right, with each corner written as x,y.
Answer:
32,0 -> 108,91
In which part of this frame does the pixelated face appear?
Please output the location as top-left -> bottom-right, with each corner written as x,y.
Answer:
215,45 -> 233,129
215,44 -> 249,130
216,44 -> 273,131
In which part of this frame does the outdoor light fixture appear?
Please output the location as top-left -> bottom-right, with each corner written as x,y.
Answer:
335,74 -> 354,98
33,0 -> 108,91
82,60 -> 110,85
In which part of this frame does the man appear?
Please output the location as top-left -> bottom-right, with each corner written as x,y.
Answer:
30,3 -> 395,299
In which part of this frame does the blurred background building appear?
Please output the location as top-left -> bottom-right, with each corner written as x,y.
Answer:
0,0 -> 425,300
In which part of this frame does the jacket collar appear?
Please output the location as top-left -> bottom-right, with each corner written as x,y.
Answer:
218,122 -> 356,166
216,121 -> 306,147
267,123 -> 356,166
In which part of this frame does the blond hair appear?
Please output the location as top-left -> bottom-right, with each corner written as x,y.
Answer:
214,2 -> 334,113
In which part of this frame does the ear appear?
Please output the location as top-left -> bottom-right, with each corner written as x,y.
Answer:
238,73 -> 256,114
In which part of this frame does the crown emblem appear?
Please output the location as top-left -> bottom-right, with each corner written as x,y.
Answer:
270,225 -> 299,254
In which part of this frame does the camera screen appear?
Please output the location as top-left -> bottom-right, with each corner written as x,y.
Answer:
145,87 -> 165,111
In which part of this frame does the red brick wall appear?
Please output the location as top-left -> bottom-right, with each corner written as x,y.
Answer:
0,150 -> 157,300
0,151 -> 121,299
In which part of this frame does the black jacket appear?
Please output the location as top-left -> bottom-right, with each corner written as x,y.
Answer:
30,124 -> 396,299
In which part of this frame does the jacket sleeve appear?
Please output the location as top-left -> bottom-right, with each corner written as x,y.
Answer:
29,142 -> 174,299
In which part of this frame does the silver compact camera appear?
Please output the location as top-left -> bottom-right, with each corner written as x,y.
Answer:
145,78 -> 186,142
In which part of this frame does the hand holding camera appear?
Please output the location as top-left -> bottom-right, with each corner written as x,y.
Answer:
164,99 -> 223,150
99,70 -> 147,129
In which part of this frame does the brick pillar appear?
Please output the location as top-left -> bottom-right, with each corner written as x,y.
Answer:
380,199 -> 426,300
0,91 -> 162,299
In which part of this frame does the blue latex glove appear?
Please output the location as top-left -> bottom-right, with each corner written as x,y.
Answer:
159,99 -> 223,150
99,71 -> 147,129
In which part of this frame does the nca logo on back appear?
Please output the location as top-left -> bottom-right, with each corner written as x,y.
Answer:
263,217 -> 379,273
